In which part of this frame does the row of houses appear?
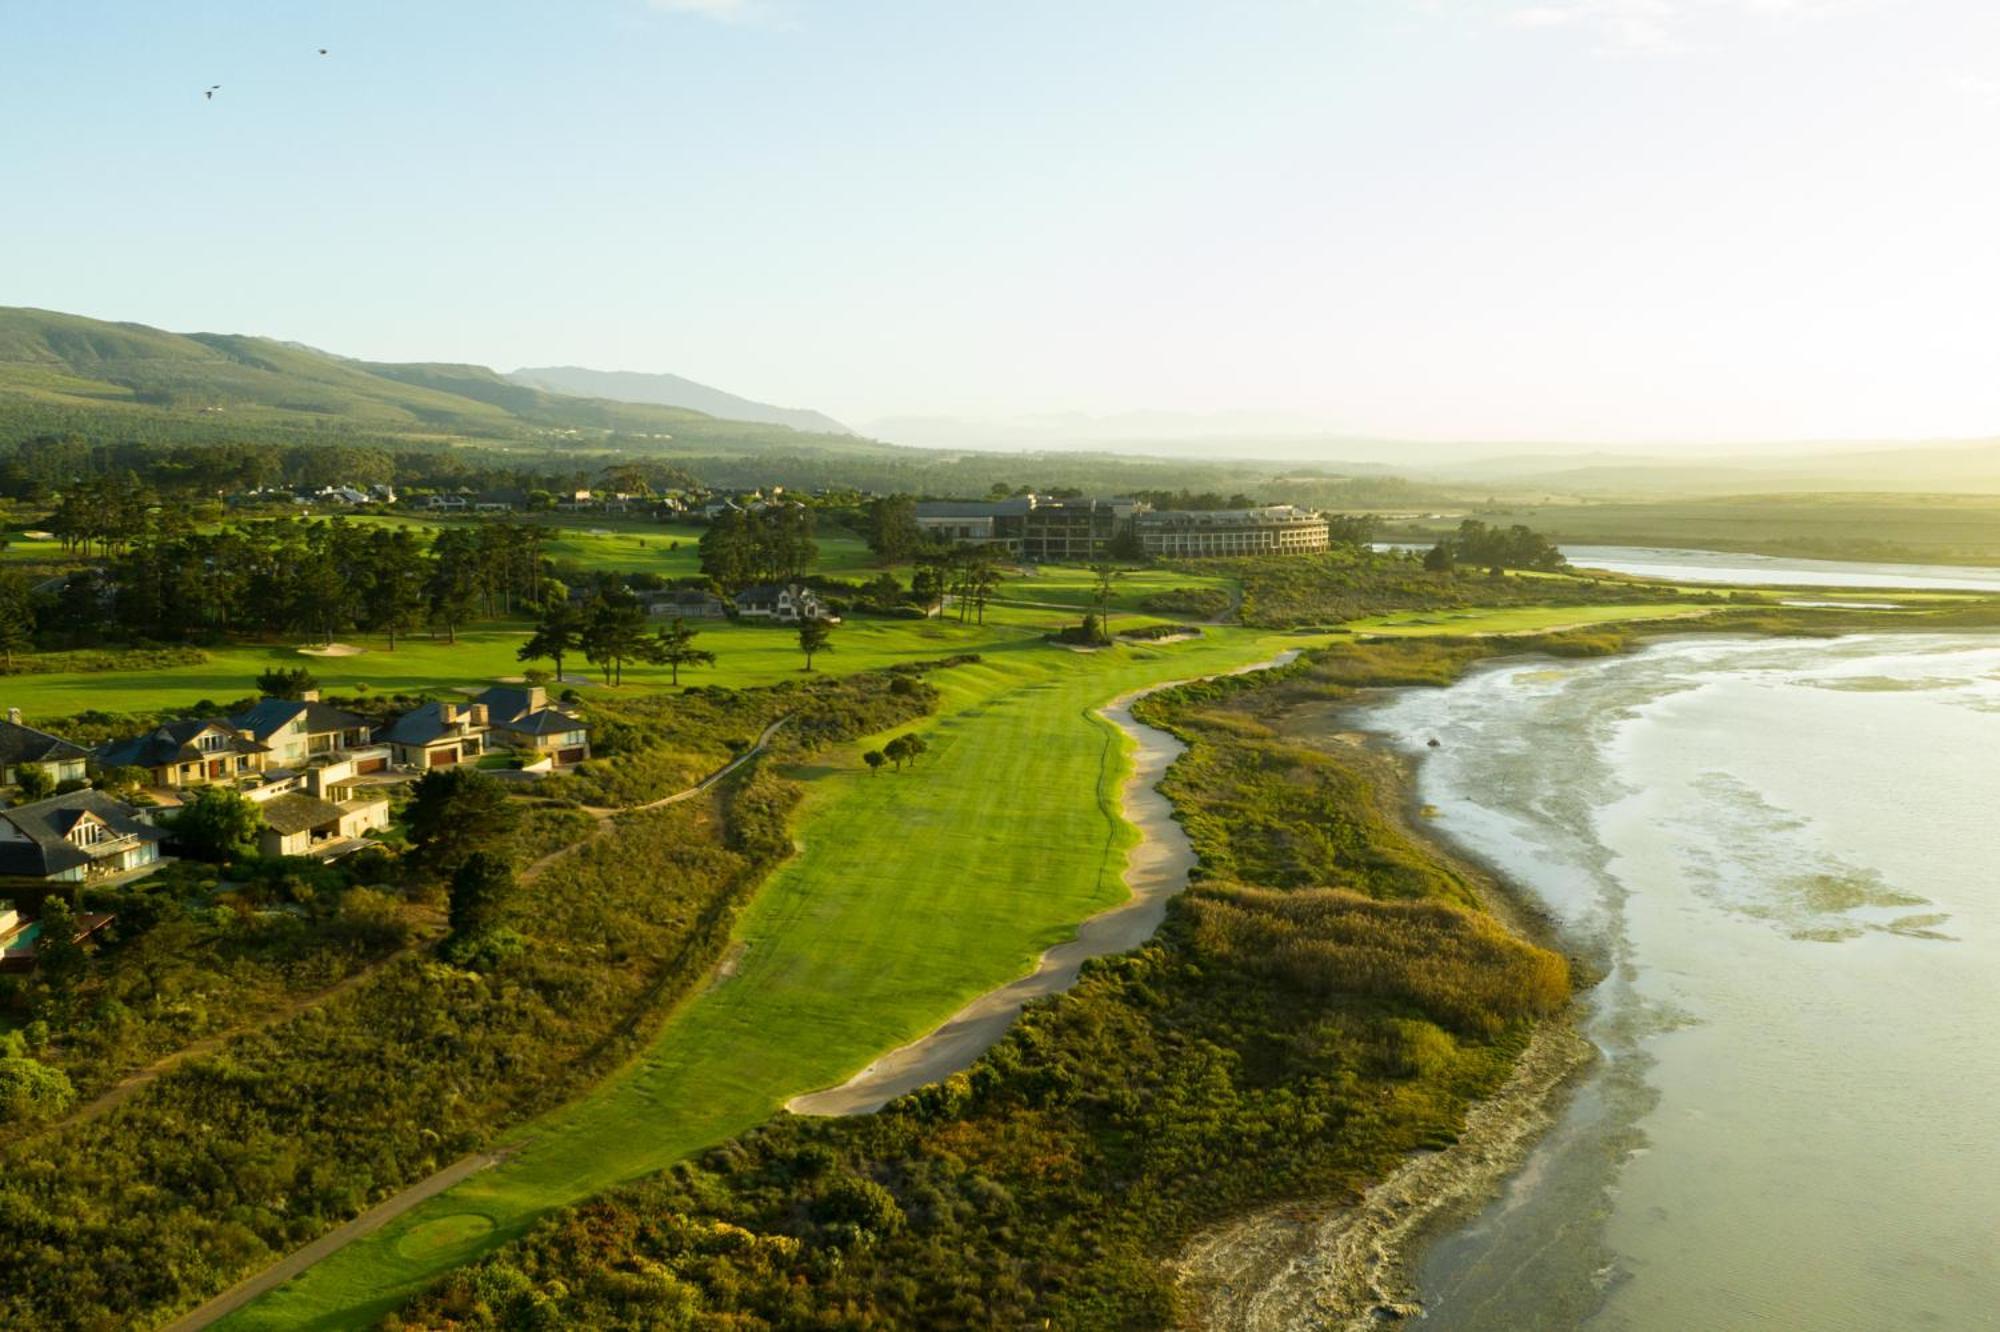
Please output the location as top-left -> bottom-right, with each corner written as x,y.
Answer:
0,685 -> 592,889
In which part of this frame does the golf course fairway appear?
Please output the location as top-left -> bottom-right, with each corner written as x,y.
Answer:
214,603 -> 1700,1330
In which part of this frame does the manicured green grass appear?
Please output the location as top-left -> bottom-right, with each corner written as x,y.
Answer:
0,614 -> 1070,720
995,562 -> 1236,613
220,597 -> 1705,1330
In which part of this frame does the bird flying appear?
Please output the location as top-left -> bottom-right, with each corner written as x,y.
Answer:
203,84 -> 220,100
318,48 -> 328,55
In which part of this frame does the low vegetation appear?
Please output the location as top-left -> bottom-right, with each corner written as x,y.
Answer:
0,673 -> 937,1332
1192,545 -> 1702,629
380,637 -> 1573,1330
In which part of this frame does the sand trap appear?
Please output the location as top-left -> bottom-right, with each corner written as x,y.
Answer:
787,650 -> 1302,1117
298,642 -> 365,657
18,530 -> 53,540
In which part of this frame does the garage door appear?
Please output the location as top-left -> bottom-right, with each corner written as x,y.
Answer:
356,757 -> 388,774
557,747 -> 586,764
429,747 -> 459,767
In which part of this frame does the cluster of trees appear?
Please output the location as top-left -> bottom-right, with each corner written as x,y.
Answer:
861,731 -> 928,774
16,515 -> 554,648
1422,518 -> 1568,573
518,596 -> 719,686
696,506 -> 818,588
0,430 -> 695,510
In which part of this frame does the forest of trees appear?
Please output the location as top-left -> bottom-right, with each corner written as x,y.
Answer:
19,507 -> 554,648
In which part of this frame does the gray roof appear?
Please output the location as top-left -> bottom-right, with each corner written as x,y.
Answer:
492,708 -> 586,738
228,698 -> 370,744
0,790 -> 159,878
379,703 -> 483,748
259,793 -> 349,837
96,720 -> 267,771
0,719 -> 89,771
471,687 -> 545,726
734,582 -> 817,609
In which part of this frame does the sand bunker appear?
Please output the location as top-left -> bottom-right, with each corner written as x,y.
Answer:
299,642 -> 366,657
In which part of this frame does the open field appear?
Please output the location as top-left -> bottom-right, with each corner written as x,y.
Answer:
995,562 -> 1238,613
218,597 -> 1712,1330
1386,493 -> 2000,566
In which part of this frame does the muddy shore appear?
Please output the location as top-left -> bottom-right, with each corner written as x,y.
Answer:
1172,692 -> 1599,1329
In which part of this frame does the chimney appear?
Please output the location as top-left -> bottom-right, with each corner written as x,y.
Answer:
6,707 -> 20,727
468,704 -> 488,727
301,689 -> 320,703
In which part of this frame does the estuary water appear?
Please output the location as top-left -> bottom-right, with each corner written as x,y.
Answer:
1362,635 -> 2000,1330
1374,542 -> 2000,592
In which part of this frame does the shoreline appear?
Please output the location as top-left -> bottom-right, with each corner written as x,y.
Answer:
787,650 -> 1301,1117
1173,669 -> 1604,1328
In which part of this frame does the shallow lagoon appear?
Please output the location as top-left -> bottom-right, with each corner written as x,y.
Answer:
1362,635 -> 2000,1330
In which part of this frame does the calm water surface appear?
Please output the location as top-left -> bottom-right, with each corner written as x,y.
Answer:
1375,542 -> 2000,592
1362,635 -> 2000,1330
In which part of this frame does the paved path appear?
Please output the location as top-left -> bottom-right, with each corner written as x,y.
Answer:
149,717 -> 791,1331
787,651 -> 1298,1116
157,1148 -> 515,1332
45,936 -> 433,1137
515,714 -> 791,883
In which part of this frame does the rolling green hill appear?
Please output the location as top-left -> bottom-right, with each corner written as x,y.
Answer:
0,306 -> 861,454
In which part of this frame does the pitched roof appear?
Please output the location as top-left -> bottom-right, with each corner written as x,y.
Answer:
96,720 -> 268,770
228,698 -> 370,743
733,582 -> 816,608
379,703 -> 483,748
258,793 -> 350,836
492,708 -> 586,737
0,790 -> 160,878
471,686 -> 546,726
0,718 -> 89,770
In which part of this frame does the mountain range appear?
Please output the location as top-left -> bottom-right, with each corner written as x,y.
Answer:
509,366 -> 850,437
0,307 -> 860,456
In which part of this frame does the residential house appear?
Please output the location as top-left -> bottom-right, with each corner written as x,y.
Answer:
96,719 -> 270,789
0,789 -> 163,885
0,709 -> 90,788
423,494 -> 470,512
248,756 -> 392,858
733,583 -> 830,624
473,686 -> 591,765
0,895 -> 115,974
228,693 -> 381,770
379,702 -> 489,769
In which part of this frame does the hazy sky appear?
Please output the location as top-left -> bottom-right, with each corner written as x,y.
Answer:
8,0 -> 2000,444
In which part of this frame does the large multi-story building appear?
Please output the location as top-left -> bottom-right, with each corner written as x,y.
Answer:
913,496 -> 1327,562
1134,505 -> 1331,559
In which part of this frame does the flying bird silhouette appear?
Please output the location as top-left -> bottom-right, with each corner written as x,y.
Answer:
318,48 -> 328,55
204,84 -> 220,100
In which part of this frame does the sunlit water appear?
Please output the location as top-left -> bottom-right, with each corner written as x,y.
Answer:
1375,542 -> 2000,592
1359,635 -> 2000,1330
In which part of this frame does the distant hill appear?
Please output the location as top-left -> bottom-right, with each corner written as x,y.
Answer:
0,306 -> 866,455
509,365 -> 851,436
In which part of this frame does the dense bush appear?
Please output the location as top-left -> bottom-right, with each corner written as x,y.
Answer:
0,776 -> 797,1330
